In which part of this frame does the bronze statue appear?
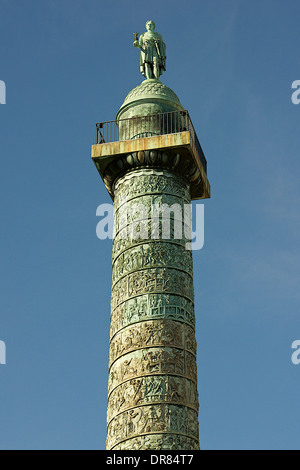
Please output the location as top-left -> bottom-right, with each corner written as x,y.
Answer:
133,21 -> 166,80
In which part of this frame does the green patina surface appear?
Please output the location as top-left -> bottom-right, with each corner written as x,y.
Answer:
95,23 -> 205,450
116,79 -> 184,122
107,169 -> 200,450
133,21 -> 166,80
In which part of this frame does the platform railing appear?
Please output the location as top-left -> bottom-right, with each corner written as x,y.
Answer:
95,110 -> 207,174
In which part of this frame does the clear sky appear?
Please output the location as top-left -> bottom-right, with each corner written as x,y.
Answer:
0,0 -> 300,450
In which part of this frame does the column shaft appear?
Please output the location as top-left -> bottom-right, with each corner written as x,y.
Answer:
106,167 -> 200,451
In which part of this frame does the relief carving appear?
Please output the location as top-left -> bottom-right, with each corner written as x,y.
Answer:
107,375 -> 199,423
112,434 -> 200,451
108,347 -> 197,395
109,320 -> 196,366
107,168 -> 199,450
110,294 -> 195,338
111,268 -> 194,311
106,404 -> 199,450
114,169 -> 190,204
112,242 -> 193,285
112,224 -> 191,259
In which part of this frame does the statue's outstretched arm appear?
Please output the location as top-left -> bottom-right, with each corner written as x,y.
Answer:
133,34 -> 145,52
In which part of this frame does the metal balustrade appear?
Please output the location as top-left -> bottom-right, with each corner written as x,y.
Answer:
95,110 -> 207,174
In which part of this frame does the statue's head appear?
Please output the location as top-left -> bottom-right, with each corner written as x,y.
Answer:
146,20 -> 155,31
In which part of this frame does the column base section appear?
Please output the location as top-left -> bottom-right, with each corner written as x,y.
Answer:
107,404 -> 199,450
109,433 -> 200,451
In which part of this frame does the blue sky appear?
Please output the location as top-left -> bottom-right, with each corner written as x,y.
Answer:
0,0 -> 300,450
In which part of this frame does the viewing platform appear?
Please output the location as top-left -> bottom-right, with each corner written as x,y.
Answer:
91,110 -> 211,201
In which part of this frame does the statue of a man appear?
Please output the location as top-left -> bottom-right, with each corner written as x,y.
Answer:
133,21 -> 166,80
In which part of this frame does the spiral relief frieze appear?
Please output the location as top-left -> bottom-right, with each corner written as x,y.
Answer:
107,168 -> 200,450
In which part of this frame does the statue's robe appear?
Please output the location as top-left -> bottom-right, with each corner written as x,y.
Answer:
139,32 -> 166,78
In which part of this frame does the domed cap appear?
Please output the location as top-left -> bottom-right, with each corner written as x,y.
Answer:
116,79 -> 184,120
